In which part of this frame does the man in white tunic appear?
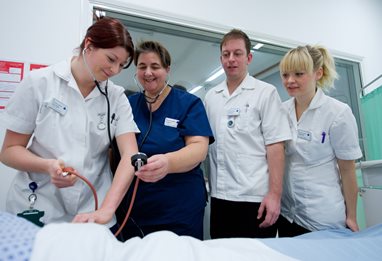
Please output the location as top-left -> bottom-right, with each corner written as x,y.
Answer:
204,29 -> 291,239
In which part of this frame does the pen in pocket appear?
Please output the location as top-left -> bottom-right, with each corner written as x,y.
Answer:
321,132 -> 326,143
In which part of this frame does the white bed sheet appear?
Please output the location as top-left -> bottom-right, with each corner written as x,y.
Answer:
30,223 -> 298,261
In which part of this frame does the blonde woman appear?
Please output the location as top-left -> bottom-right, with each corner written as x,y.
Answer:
277,45 -> 362,237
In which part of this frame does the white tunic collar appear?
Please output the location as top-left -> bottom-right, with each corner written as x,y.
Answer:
308,88 -> 328,109
286,88 -> 328,113
214,73 -> 254,98
51,57 -> 107,99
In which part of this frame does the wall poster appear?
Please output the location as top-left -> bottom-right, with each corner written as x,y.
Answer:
0,60 -> 24,110
0,61 -> 47,110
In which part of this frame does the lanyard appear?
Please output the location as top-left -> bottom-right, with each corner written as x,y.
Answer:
16,181 -> 45,227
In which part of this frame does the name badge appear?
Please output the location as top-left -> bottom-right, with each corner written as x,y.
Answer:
164,117 -> 179,128
227,108 -> 240,116
48,98 -> 68,116
297,129 -> 312,141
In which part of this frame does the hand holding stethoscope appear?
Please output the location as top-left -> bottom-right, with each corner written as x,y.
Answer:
135,154 -> 169,183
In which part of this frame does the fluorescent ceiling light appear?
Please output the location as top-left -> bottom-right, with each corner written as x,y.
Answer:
253,43 -> 264,50
189,85 -> 203,94
206,68 -> 224,82
95,10 -> 106,17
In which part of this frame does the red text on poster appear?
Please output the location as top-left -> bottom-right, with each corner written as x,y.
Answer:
30,63 -> 47,71
0,60 -> 24,110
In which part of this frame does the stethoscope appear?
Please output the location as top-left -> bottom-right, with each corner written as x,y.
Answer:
129,74 -> 169,159
83,49 -> 171,238
81,48 -> 144,237
116,74 -> 170,238
82,48 -> 114,144
133,73 -> 169,105
82,47 -> 134,140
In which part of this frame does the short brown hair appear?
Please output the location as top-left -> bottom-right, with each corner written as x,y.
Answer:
220,29 -> 251,55
134,41 -> 171,68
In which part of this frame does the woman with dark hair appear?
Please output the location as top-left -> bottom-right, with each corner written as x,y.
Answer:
115,41 -> 214,240
1,17 -> 139,229
72,41 -> 214,239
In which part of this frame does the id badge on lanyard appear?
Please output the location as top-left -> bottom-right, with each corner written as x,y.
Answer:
17,181 -> 45,227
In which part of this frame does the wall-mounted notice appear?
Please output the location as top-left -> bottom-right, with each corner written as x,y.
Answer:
0,60 -> 24,110
30,63 -> 47,71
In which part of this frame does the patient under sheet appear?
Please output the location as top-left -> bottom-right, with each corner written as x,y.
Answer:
30,223 -> 298,261
1,211 -> 381,261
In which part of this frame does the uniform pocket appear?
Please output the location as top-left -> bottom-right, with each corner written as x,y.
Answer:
302,130 -> 334,164
236,105 -> 261,132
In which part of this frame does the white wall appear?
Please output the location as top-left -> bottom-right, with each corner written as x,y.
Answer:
0,0 -> 91,65
0,0 -> 91,210
97,0 -> 382,93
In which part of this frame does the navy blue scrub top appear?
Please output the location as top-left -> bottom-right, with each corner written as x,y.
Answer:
126,87 -> 214,227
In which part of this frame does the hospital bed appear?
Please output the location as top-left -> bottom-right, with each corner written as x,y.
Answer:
1,211 -> 381,261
